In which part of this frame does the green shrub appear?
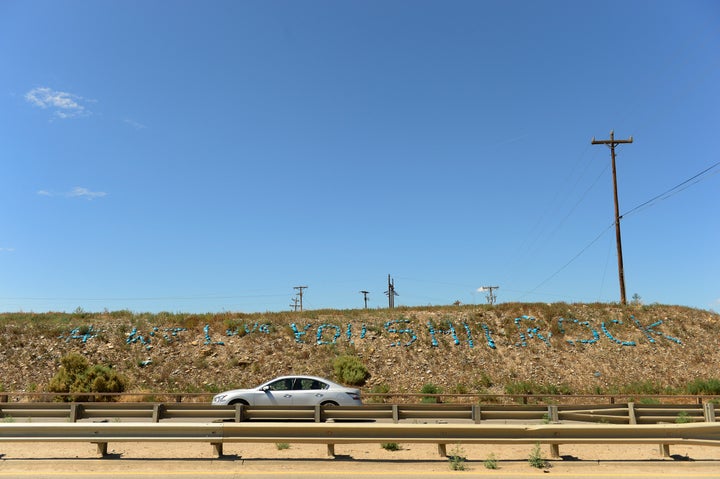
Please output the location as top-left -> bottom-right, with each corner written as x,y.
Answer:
420,383 -> 442,403
528,442 -> 548,469
448,443 -> 467,471
686,378 -> 720,395
504,380 -> 537,395
476,372 -> 493,389
48,353 -> 127,402
275,442 -> 290,450
676,411 -> 692,424
367,383 -> 391,403
332,355 -> 370,386
483,453 -> 498,469
620,380 -> 665,395
381,442 -> 401,451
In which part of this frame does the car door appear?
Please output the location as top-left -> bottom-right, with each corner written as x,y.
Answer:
291,377 -> 330,405
253,377 -> 296,406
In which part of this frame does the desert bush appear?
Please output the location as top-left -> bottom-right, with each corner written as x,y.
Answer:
676,411 -> 692,423
448,443 -> 467,471
686,378 -> 720,395
528,442 -> 549,469
332,355 -> 370,386
366,383 -> 391,403
381,442 -> 401,451
48,352 -> 127,402
420,383 -> 442,403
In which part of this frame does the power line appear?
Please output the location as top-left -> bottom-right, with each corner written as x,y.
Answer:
522,159 -> 718,303
622,160 -> 720,219
520,223 -> 614,302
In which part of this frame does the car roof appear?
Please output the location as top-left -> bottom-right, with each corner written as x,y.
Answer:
264,375 -> 343,386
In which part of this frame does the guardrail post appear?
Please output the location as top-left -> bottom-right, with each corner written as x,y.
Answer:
471,405 -> 481,424
392,404 -> 399,423
314,405 -> 322,423
212,442 -> 223,457
437,443 -> 447,457
550,443 -> 560,458
548,405 -> 559,423
234,404 -> 245,422
92,442 -> 108,456
327,444 -> 335,457
659,443 -> 670,458
152,404 -> 165,422
70,403 -> 83,422
704,402 -> 716,422
0,394 -> 7,403
628,402 -> 637,425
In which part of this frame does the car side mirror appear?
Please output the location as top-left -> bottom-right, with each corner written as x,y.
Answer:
261,386 -> 271,392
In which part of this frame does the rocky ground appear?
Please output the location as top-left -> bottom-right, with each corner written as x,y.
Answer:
1,303 -> 718,400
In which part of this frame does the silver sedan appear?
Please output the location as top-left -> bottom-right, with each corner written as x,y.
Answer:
211,375 -> 363,406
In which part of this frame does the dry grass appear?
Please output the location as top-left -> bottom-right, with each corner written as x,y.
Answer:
0,304 -> 718,398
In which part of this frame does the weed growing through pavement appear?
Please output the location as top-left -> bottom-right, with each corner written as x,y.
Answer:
528,442 -> 550,469
448,443 -> 467,471
381,442 -> 401,451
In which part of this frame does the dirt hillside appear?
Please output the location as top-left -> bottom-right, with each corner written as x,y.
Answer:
1,303 -> 718,399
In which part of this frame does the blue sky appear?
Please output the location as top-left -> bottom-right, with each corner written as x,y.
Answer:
1,0 -> 718,314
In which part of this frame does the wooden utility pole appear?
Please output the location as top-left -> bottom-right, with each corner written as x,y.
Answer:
360,290 -> 370,309
479,286 -> 499,305
384,275 -> 398,308
293,285 -> 308,311
592,130 -> 633,305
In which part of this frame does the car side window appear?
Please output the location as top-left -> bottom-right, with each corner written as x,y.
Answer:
295,378 -> 313,390
267,378 -> 292,391
295,379 -> 328,390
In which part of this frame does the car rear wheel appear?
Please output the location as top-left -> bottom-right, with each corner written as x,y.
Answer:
320,401 -> 339,406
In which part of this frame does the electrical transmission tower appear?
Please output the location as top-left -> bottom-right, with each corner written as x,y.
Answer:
360,290 -> 370,309
592,130 -> 633,305
384,275 -> 398,308
293,285 -> 308,312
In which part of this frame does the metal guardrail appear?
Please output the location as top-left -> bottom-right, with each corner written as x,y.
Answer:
1,421 -> 719,459
2,391 -> 719,405
0,402 -> 716,424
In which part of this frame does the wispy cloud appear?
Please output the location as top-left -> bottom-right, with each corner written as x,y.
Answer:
37,187 -> 107,200
68,187 -> 107,199
25,87 -> 91,119
123,118 -> 146,130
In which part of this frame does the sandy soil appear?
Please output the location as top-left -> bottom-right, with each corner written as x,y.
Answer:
1,441 -> 719,476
